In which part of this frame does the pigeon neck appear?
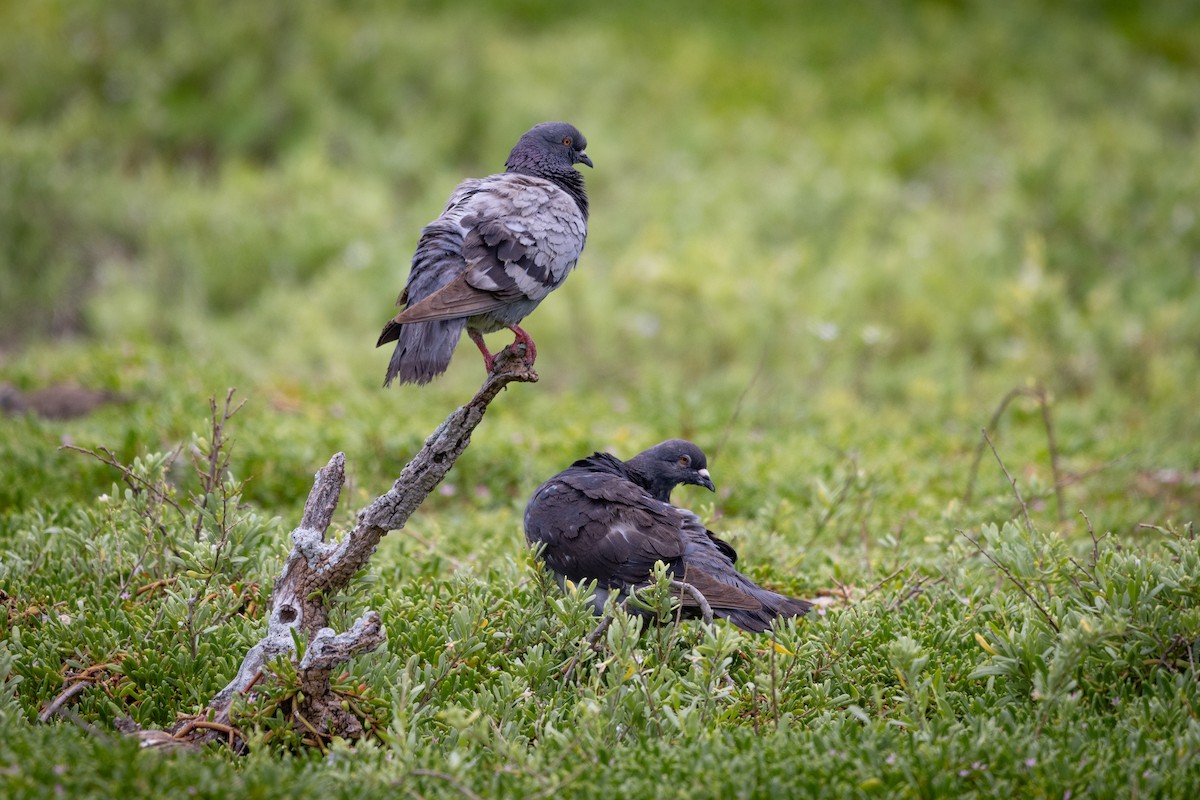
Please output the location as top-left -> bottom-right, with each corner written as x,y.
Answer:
624,457 -> 674,503
506,160 -> 589,221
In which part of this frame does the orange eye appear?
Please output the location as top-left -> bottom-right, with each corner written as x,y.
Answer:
562,137 -> 572,146
678,455 -> 691,467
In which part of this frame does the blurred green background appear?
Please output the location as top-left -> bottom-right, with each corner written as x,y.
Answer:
3,0 -> 1197,537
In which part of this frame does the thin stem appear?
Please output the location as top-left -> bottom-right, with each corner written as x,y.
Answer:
959,529 -> 1059,633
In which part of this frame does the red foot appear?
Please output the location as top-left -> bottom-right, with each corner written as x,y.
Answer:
469,327 -> 537,374
507,325 -> 537,365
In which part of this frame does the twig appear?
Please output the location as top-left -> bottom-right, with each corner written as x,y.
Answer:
885,572 -> 942,613
1080,509 -> 1105,568
1138,523 -> 1177,537
958,529 -> 1059,633
55,708 -> 116,744
40,659 -> 127,723
39,681 -> 89,723
808,633 -> 859,681
134,577 -> 178,597
1033,385 -> 1066,523
1067,556 -> 1099,589
185,392 -> 247,660
964,387 -> 1027,505
860,565 -> 909,602
192,388 -> 245,541
293,708 -> 327,753
670,579 -> 713,625
562,614 -> 615,684
239,669 -> 264,695
982,428 -> 1035,537
964,384 -> 1065,520
62,444 -> 186,519
172,719 -> 243,749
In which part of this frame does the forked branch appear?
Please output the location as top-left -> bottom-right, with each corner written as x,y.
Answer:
164,347 -> 538,747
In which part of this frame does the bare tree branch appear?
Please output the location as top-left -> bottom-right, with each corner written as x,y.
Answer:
187,347 -> 538,744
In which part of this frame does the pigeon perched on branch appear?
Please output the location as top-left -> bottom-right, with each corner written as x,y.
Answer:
377,122 -> 591,385
524,440 -> 812,633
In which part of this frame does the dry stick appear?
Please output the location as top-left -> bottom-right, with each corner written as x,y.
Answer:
39,680 -> 90,723
670,579 -> 713,625
62,444 -> 187,519
193,388 -> 245,541
1066,555 -> 1099,590
56,708 -> 117,745
958,529 -> 1059,633
562,614 -> 615,684
64,441 -> 187,599
186,391 -> 247,660
885,572 -> 942,614
1033,385 -> 1066,523
40,660 -> 126,723
172,718 -> 242,748
964,387 -> 1028,505
982,428 -> 1036,537
135,577 -> 177,597
1079,509 -> 1106,569
966,384 -> 1070,523
860,564 -> 909,602
195,348 -> 538,738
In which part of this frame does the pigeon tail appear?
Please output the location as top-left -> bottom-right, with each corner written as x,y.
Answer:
715,582 -> 813,633
381,318 -> 467,386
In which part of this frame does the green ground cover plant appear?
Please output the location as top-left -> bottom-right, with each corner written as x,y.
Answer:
2,0 -> 1198,796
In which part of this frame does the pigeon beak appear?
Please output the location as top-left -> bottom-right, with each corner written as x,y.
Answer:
696,468 -> 715,492
577,151 -> 593,168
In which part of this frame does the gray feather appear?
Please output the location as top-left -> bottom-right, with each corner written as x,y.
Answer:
381,317 -> 467,386
378,122 -> 591,386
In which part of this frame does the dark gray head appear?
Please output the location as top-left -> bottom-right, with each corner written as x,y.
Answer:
505,121 -> 593,173
625,439 -> 715,503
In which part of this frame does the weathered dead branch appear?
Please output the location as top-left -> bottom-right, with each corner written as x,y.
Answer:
164,347 -> 538,747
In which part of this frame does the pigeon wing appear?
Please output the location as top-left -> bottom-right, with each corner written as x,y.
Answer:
671,510 -> 763,612
391,174 -> 586,325
525,468 -> 760,613
525,469 -> 686,587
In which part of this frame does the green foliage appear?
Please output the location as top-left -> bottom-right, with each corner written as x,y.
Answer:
2,0 -> 1200,797
5,482 -> 1200,796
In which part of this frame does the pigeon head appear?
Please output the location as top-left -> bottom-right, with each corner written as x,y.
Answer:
506,122 -> 593,173
625,439 -> 715,503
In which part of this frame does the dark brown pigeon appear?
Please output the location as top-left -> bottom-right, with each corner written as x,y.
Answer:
524,440 -> 812,633
377,122 -> 591,385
